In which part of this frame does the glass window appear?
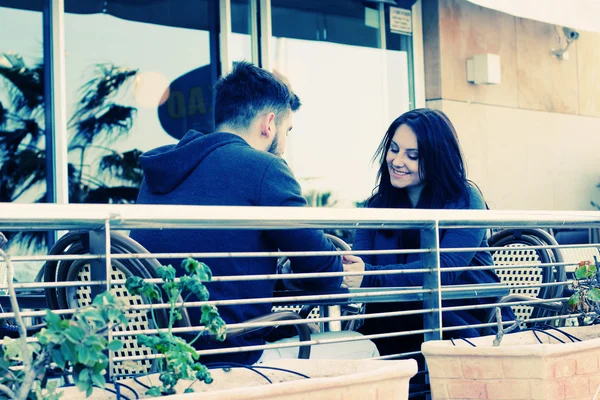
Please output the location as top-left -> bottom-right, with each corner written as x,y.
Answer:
0,5 -> 46,280
231,0 -> 257,64
0,6 -> 45,204
270,1 -> 412,207
64,0 -> 220,204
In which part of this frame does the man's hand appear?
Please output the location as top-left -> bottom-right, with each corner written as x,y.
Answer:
341,255 -> 365,288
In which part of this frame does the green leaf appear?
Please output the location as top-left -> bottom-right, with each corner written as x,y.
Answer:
61,342 -> 77,363
79,368 -> 90,383
568,293 -> 580,307
64,325 -> 85,343
107,340 -> 123,351
78,345 -> 91,365
83,309 -> 106,323
92,291 -> 118,307
588,288 -> 600,303
50,348 -> 66,369
125,276 -> 145,295
91,372 -> 105,389
146,387 -> 162,397
45,310 -> 62,329
84,335 -> 104,349
201,305 -> 227,341
183,258 -> 212,281
157,265 -> 176,281
184,388 -> 194,393
107,308 -> 124,323
575,264 -> 593,279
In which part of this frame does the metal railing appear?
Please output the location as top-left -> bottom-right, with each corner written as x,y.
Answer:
0,203 -> 599,374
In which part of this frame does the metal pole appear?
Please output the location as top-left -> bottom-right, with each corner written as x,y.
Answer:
259,0 -> 272,70
219,0 -> 233,75
422,222 -> 442,341
250,0 -> 260,64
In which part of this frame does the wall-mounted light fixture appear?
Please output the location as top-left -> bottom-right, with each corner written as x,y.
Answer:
466,53 -> 501,85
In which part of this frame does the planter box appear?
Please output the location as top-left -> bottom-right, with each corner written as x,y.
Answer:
65,358 -> 417,400
422,325 -> 600,400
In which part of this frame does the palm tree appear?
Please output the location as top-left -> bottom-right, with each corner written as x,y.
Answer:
0,53 -> 142,248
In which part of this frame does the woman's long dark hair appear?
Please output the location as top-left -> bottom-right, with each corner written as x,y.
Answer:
369,108 -> 470,209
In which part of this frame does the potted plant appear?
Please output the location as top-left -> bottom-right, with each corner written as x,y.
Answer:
422,257 -> 600,400
0,245 -> 129,400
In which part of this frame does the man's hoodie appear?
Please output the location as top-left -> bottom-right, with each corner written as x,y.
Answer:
130,130 -> 342,365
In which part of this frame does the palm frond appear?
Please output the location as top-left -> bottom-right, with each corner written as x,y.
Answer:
70,104 -> 136,148
0,54 -> 44,112
71,64 -> 137,121
78,186 -> 139,204
0,148 -> 46,202
0,101 -> 6,127
4,192 -> 48,251
98,149 -> 143,184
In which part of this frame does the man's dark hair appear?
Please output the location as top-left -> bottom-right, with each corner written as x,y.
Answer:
213,62 -> 301,130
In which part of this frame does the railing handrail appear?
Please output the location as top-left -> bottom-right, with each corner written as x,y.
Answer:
0,203 -> 599,230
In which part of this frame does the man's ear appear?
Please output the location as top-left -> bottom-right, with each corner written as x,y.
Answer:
260,112 -> 276,138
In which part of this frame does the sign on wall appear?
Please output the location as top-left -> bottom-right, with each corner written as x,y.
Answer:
389,7 -> 412,35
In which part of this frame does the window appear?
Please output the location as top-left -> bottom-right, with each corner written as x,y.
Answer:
269,1 -> 412,205
64,0 -> 220,203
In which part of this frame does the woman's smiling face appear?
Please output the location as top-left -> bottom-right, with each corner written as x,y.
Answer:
386,124 -> 422,191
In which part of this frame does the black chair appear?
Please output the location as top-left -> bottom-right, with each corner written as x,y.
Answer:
42,231 -> 312,378
488,228 -> 566,326
273,234 -> 364,333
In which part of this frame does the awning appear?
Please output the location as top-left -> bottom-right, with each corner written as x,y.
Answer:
0,0 -> 213,31
466,0 -> 600,33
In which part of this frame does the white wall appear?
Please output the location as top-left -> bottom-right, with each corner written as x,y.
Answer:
429,99 -> 600,211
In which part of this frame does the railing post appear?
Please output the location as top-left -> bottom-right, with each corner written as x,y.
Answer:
421,221 -> 442,341
89,223 -> 111,298
89,221 -> 113,378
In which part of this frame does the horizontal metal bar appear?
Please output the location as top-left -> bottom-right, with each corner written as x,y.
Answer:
0,204 -> 598,231
442,262 -> 574,273
440,313 -> 585,333
373,351 -> 421,360
9,248 -> 430,263
439,242 -> 600,253
0,279 -> 567,320
112,308 -> 432,337
112,327 -> 436,362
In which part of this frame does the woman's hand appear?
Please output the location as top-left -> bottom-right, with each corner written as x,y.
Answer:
341,255 -> 365,288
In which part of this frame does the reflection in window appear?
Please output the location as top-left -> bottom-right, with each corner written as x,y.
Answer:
64,0 -> 219,203
0,7 -> 45,205
0,6 -> 47,279
231,0 -> 257,64
270,1 -> 411,206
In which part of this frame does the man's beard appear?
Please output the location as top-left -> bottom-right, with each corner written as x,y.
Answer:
267,130 -> 282,156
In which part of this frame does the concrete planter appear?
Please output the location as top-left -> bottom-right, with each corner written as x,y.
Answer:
63,358 -> 418,399
422,325 -> 600,400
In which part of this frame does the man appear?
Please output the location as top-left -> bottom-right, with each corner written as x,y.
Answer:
131,62 -> 374,364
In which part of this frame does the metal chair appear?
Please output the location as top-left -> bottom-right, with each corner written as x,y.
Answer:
42,231 -> 313,378
488,228 -> 566,326
552,229 -> 600,276
273,233 -> 362,333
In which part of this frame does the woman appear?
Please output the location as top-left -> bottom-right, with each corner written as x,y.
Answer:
343,108 -> 515,358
